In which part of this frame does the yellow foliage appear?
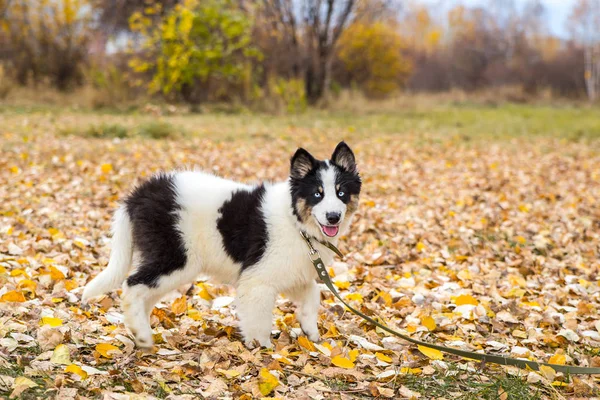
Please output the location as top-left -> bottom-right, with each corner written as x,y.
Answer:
338,22 -> 412,98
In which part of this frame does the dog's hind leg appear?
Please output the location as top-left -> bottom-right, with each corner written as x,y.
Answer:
285,281 -> 321,342
236,279 -> 276,348
121,283 -> 155,349
122,263 -> 200,349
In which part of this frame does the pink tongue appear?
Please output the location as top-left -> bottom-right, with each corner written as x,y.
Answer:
323,225 -> 339,237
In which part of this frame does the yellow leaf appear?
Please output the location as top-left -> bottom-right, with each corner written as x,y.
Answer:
65,364 -> 88,379
49,266 -> 65,280
349,349 -> 359,362
548,353 -> 566,365
13,376 -> 37,388
375,352 -> 392,363
298,336 -> 316,352
454,294 -> 478,306
96,343 -> 120,358
331,355 -> 355,369
551,381 -> 568,387
418,345 -> 444,360
9,166 -> 20,174
64,280 -> 78,291
196,282 -> 213,300
345,293 -> 363,302
101,163 -> 113,174
334,280 -> 350,290
10,269 -> 28,277
18,279 -> 37,292
364,200 -> 376,208
258,368 -> 280,396
51,344 -> 71,365
376,291 -> 393,306
0,290 -> 26,302
171,296 -> 187,315
416,242 -> 426,252
216,368 -> 241,378
400,367 -> 422,375
41,317 -> 63,327
187,309 -> 202,321
539,365 -> 556,381
421,316 -> 436,331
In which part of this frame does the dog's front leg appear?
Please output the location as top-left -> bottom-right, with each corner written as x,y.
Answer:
287,281 -> 321,342
236,280 -> 276,348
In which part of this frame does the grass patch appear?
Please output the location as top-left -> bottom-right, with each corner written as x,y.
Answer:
136,121 -> 181,139
396,366 -> 547,400
85,123 -> 129,139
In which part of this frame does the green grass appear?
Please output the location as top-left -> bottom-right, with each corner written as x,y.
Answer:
2,102 -> 599,143
397,367 -> 546,400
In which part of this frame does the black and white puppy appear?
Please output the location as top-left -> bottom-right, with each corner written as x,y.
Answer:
82,142 -> 362,348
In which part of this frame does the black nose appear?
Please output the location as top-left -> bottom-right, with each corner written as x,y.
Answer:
326,212 -> 341,225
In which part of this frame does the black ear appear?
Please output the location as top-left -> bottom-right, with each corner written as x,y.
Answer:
331,141 -> 357,173
290,148 -> 316,179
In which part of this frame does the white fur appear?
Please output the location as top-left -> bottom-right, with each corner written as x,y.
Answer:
82,206 -> 133,301
83,170 -> 355,348
312,161 -> 346,229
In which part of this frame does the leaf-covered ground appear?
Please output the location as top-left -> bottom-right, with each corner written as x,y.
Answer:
1,109 -> 600,399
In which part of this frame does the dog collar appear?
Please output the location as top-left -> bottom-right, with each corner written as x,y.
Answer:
299,230 -> 344,259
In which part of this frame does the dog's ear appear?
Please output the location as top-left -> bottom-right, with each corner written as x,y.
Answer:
331,141 -> 357,173
290,148 -> 316,179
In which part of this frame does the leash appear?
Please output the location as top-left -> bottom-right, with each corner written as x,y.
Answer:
300,231 -> 600,375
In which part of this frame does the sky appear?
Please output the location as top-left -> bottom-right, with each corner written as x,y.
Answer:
417,0 -> 577,37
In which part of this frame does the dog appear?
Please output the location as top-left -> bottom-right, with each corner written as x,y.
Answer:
82,142 -> 362,348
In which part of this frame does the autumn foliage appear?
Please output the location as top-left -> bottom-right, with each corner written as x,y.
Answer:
0,0 -> 599,104
338,22 -> 412,98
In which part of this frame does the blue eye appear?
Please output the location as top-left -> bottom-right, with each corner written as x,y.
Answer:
338,191 -> 345,197
314,192 -> 321,198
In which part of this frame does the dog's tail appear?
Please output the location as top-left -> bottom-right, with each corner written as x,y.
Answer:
82,206 -> 133,302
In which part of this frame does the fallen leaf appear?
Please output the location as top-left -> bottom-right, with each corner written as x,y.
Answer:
0,290 -> 26,302
50,344 -> 71,365
96,343 -> 120,358
258,368 -> 279,396
171,296 -> 187,315
421,316 -> 436,331
454,294 -> 478,306
65,364 -> 88,379
331,355 -> 355,369
418,345 -> 444,360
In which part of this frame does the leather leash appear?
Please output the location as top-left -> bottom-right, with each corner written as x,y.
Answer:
300,231 -> 600,375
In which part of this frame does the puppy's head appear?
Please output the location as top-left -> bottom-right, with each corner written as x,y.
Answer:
289,141 -> 361,239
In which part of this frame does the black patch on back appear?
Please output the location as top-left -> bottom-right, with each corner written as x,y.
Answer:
290,160 -> 328,221
333,165 -> 362,204
217,185 -> 268,270
124,174 -> 187,288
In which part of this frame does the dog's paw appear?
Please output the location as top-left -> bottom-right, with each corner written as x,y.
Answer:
244,337 -> 273,350
131,329 -> 154,350
300,324 -> 320,343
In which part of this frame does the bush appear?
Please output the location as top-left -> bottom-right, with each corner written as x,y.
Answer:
128,0 -> 261,105
3,0 -> 93,90
338,22 -> 412,98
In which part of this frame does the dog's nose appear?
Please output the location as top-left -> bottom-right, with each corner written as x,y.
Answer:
326,212 -> 341,225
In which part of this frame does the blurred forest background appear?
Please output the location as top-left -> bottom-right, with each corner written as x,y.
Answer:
0,0 -> 599,112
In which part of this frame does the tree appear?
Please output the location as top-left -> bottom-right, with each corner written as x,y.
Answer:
262,0 -> 358,104
338,21 -> 412,97
1,0 -> 93,90
568,0 -> 600,101
128,0 -> 261,105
